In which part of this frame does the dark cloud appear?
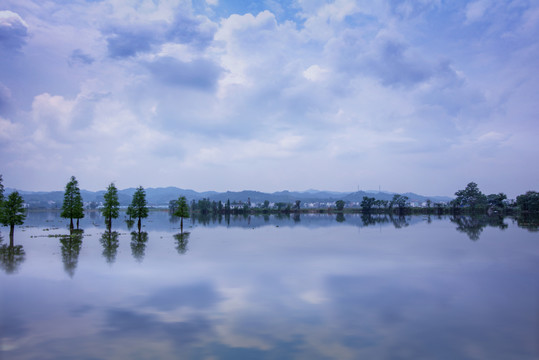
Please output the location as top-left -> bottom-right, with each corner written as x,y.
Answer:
142,283 -> 222,311
167,13 -> 216,49
0,11 -> 28,52
106,27 -> 161,58
68,49 -> 95,66
146,56 -> 223,90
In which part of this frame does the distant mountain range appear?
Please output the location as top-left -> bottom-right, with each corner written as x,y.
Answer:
5,187 -> 453,209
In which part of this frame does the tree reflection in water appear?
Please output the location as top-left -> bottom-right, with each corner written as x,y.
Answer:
515,214 -> 539,232
0,233 -> 25,274
100,231 -> 119,264
130,231 -> 148,262
59,230 -> 84,277
451,215 -> 508,241
174,232 -> 190,255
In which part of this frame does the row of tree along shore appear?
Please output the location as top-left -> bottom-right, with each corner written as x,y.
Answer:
173,182 -> 539,217
1,175 -> 539,241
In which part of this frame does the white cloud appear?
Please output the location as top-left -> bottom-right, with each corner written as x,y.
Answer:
0,0 -> 536,197
465,0 -> 489,24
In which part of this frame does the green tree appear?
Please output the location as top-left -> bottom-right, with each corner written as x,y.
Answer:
61,176 -> 84,230
390,194 -> 409,214
487,193 -> 507,211
454,182 -> 487,213
295,200 -> 301,211
173,196 -> 190,233
360,197 -> 375,213
101,183 -> 120,232
516,191 -> 539,213
1,191 -> 26,243
129,186 -> 149,233
335,200 -> 345,211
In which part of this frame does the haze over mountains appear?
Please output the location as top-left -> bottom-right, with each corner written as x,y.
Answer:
5,187 -> 453,208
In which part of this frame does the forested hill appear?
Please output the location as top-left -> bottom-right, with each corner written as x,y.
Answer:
5,187 -> 453,208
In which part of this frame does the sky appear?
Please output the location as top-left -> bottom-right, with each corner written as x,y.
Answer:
0,0 -> 537,198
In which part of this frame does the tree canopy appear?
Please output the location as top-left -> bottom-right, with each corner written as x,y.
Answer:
1,191 -> 26,239
129,186 -> 149,233
454,182 -> 487,212
173,196 -> 190,232
61,176 -> 84,230
101,183 -> 120,231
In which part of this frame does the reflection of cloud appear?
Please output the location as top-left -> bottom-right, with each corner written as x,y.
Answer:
104,308 -> 211,343
142,283 -> 222,311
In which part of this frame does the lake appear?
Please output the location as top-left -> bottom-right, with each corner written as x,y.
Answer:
1,211 -> 538,359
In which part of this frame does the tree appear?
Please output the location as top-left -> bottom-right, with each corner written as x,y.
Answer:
173,196 -> 190,233
454,182 -> 487,213
390,194 -> 409,214
295,200 -> 301,211
360,197 -> 375,213
61,176 -> 84,230
129,186 -> 149,233
101,183 -> 120,232
1,191 -> 26,243
335,200 -> 345,211
487,193 -> 507,211
516,191 -> 539,213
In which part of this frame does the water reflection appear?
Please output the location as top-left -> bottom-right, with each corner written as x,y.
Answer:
100,231 -> 119,264
174,232 -> 190,255
450,215 -> 508,241
515,214 -> 539,232
0,233 -> 25,274
130,231 -> 148,262
59,231 -> 83,277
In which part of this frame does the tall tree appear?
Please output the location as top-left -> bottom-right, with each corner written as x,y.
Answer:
173,196 -> 190,233
455,182 -> 487,213
61,176 -> 84,230
335,200 -> 345,211
1,191 -> 26,244
129,186 -> 149,233
101,183 -> 120,232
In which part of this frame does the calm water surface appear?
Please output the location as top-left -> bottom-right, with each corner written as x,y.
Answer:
0,211 -> 538,359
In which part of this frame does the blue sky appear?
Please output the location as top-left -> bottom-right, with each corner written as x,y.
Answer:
0,0 -> 537,197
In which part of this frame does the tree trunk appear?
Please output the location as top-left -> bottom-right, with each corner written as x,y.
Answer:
138,217 -> 141,233
180,217 -> 183,234
70,217 -> 74,230
9,224 -> 14,247
107,216 -> 111,233
76,218 -> 80,229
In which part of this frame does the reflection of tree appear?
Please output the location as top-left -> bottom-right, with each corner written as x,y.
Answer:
336,213 -> 345,223
0,234 -> 25,274
450,215 -> 507,241
125,219 -> 135,231
516,214 -> 539,232
130,231 -> 148,262
389,215 -> 409,229
293,213 -> 301,223
100,231 -> 119,264
360,214 -> 390,227
174,232 -> 190,255
60,231 -> 83,278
